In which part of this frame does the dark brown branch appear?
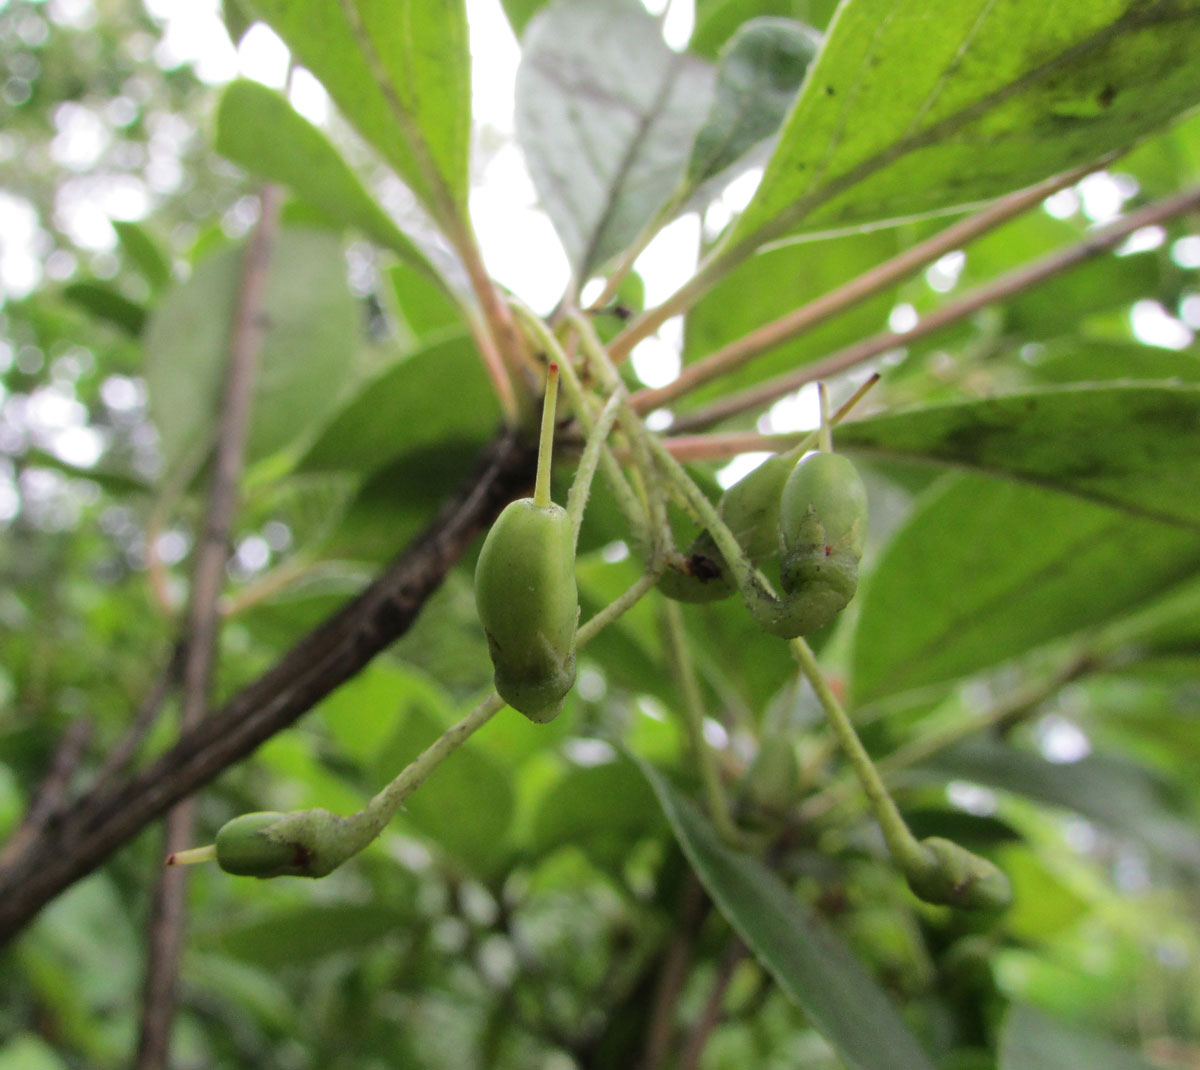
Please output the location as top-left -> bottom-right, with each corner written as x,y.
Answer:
135,184 -> 283,1070
0,428 -> 537,946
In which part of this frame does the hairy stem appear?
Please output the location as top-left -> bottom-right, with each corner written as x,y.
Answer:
789,638 -> 926,874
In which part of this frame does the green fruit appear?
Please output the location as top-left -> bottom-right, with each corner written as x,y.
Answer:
660,453 -> 794,603
775,451 -> 867,630
214,809 -> 375,879
475,498 -> 578,722
215,812 -> 307,878
905,837 -> 1013,911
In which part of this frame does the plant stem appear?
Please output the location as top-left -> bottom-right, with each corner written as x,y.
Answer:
624,161 -> 1101,409
817,382 -> 833,453
662,600 -> 748,849
798,650 -> 1097,824
788,637 -> 927,874
673,181 -> 1200,432
567,392 -> 624,545
510,300 -> 651,550
534,363 -> 560,509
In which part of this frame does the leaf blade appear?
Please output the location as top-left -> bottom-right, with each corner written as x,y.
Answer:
729,0 -> 1200,246
637,758 -> 936,1070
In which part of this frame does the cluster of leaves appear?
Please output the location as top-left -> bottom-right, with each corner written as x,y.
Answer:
2,0 -> 1200,1067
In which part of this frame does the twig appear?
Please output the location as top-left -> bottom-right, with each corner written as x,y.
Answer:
135,183 -> 281,1070
628,161 -> 1101,413
662,600 -> 749,850
680,939 -> 746,1070
0,428 -> 538,945
0,718 -> 92,868
647,372 -> 881,463
672,182 -> 1200,432
639,874 -> 708,1070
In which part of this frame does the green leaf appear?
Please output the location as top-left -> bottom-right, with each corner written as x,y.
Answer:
916,738 -> 1200,871
298,333 -> 499,475
0,1035 -> 69,1070
215,79 -> 447,289
144,226 -> 359,478
687,18 -> 820,188
837,385 -> 1200,531
374,702 -> 515,878
1000,1004 -> 1154,1070
728,0 -> 1200,247
637,759 -> 936,1070
112,220 -> 171,292
61,281 -> 146,336
214,902 -> 417,967
1027,341 -> 1200,385
501,0 -> 550,36
515,0 -> 715,278
691,0 -> 840,60
682,227 -> 899,405
530,758 -> 665,870
851,475 -> 1200,703
246,0 -> 472,213
386,262 -> 464,340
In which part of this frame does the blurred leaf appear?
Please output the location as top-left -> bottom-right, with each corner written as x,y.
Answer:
374,701 -> 515,878
113,220 -> 171,292
639,759 -> 937,1070
683,227 -> 899,405
0,1036 -> 69,1070
386,262 -> 463,340
1028,341 -> 1200,384
298,333 -> 498,476
729,0 -> 1200,245
246,0 -> 472,211
914,738 -> 1200,871
851,475 -> 1200,703
216,79 -> 448,290
515,0 -> 715,278
838,385 -> 1200,530
61,281 -> 146,336
144,226 -> 358,478
1000,1004 -> 1153,1070
500,0 -> 550,36
530,757 -> 665,869
687,18 -> 820,188
213,902 -> 416,967
691,0 -> 840,59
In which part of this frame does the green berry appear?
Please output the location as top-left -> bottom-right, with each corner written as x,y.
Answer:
905,837 -> 1013,911
475,498 -> 578,722
660,453 -> 794,603
775,451 -> 868,631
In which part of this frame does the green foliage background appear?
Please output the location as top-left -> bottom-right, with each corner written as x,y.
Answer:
2,0 -> 1200,1067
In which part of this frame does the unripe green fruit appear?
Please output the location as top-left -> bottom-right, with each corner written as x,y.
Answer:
905,837 -> 1013,912
775,451 -> 867,631
215,809 -> 372,879
475,498 -> 578,722
660,453 -> 794,603
215,812 -> 310,878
